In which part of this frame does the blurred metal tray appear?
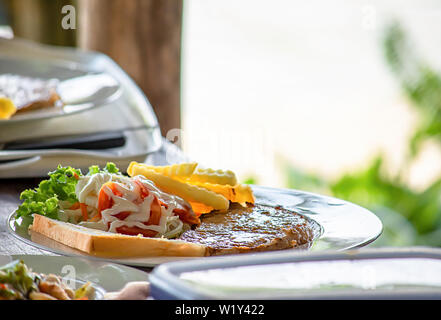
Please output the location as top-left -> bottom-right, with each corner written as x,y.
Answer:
150,247 -> 441,300
0,37 -> 162,177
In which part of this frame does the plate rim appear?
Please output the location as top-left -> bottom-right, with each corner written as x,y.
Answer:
7,185 -> 383,267
253,185 -> 383,249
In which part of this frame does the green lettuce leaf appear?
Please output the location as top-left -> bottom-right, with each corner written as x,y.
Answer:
87,162 -> 120,176
15,163 -> 120,222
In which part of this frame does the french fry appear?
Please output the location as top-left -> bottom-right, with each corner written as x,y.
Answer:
128,162 -> 197,179
128,162 -> 237,186
127,163 -> 230,212
188,167 -> 237,186
184,181 -> 255,205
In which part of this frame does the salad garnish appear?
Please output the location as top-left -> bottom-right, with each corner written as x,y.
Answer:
0,260 -> 94,300
15,163 -> 199,239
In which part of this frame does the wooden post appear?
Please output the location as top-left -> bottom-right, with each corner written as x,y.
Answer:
3,0 -> 77,47
78,0 -> 183,136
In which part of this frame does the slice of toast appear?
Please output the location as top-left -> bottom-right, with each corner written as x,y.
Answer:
29,214 -> 207,258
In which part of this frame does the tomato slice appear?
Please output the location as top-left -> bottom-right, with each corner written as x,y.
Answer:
97,182 -> 123,217
133,179 -> 150,199
134,179 -> 162,225
147,196 -> 162,225
113,211 -> 131,220
115,225 -> 157,237
173,207 -> 201,225
80,203 -> 89,221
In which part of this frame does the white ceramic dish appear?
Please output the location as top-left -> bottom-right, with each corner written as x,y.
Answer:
7,185 -> 382,267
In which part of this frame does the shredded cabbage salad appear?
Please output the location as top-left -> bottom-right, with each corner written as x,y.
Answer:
15,163 -> 198,239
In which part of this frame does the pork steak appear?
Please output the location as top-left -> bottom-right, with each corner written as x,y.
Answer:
179,203 -> 321,256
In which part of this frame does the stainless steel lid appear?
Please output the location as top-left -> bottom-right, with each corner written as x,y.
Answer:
0,38 -> 162,177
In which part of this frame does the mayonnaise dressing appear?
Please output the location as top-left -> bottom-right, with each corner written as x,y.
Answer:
76,173 -> 113,204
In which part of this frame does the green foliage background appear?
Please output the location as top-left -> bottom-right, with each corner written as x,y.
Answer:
278,23 -> 441,247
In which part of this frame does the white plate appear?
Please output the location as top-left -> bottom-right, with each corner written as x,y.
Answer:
0,254 -> 148,299
0,57 -> 121,123
7,185 -> 383,267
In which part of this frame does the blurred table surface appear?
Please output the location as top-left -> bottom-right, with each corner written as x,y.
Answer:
0,138 -> 186,271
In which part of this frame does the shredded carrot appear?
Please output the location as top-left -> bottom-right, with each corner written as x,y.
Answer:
80,203 -> 88,221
